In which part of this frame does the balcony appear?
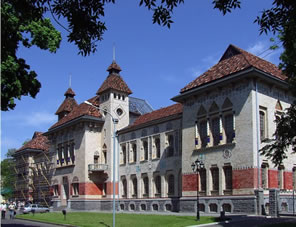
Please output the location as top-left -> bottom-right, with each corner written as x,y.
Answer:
88,163 -> 108,172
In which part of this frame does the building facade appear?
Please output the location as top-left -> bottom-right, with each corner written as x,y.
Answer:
40,44 -> 295,214
13,132 -> 53,207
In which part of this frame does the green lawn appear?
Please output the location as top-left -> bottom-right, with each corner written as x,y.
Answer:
16,212 -> 218,227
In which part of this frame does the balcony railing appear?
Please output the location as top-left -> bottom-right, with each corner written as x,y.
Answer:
88,163 -> 108,172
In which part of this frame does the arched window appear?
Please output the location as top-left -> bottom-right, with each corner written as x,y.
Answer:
168,175 -> 174,196
259,110 -> 267,141
121,145 -> 126,164
72,176 -> 79,196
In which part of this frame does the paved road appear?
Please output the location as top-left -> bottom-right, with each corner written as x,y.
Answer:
1,218 -> 65,227
190,215 -> 296,227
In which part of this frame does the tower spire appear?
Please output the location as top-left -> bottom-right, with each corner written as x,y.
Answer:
113,43 -> 116,62
69,74 -> 72,88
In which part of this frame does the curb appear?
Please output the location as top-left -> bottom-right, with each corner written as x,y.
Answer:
187,220 -> 230,227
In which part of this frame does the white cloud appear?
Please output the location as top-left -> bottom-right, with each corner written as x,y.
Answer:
247,40 -> 282,64
247,41 -> 267,56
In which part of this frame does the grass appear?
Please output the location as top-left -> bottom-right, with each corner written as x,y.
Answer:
16,212 -> 218,227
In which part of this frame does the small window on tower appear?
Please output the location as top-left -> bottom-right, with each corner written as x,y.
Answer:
117,108 -> 123,116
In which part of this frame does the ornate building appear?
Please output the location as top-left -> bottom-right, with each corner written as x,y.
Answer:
29,44 -> 295,214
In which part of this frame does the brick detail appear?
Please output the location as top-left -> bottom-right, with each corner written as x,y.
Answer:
106,182 -> 119,195
233,168 -> 256,189
268,169 -> 278,188
80,182 -> 103,195
284,171 -> 293,189
182,174 -> 198,191
79,182 -> 118,195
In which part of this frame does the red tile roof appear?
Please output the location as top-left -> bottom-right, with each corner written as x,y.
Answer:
97,73 -> 132,95
55,98 -> 78,115
181,44 -> 287,93
55,88 -> 78,115
127,103 -> 183,129
50,96 -> 102,130
16,132 -> 49,152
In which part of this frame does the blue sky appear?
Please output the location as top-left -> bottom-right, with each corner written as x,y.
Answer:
1,0 -> 282,159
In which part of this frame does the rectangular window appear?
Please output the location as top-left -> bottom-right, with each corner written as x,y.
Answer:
167,134 -> 174,157
154,137 -> 161,159
132,143 -> 137,163
54,185 -> 59,196
155,175 -> 161,196
212,117 -> 220,146
142,140 -> 148,161
69,141 -> 75,164
225,114 -> 234,143
211,168 -> 219,192
200,120 -> 208,148
224,166 -> 232,191
200,169 -> 206,192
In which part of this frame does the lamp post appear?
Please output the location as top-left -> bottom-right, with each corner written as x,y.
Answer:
84,101 -> 118,227
191,158 -> 204,221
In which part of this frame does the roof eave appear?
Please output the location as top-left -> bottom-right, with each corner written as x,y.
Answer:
172,67 -> 288,103
118,112 -> 182,134
45,115 -> 105,135
13,148 -> 45,157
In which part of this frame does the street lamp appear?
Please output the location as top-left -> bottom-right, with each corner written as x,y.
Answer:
84,101 -> 118,227
191,158 -> 204,221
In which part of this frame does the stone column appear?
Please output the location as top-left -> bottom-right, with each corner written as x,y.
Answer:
269,188 -> 280,217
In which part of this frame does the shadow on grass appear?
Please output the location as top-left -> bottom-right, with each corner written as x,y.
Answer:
99,221 -> 110,227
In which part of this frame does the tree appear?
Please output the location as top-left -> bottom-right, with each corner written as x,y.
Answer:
1,0 -> 237,111
1,148 -> 16,199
